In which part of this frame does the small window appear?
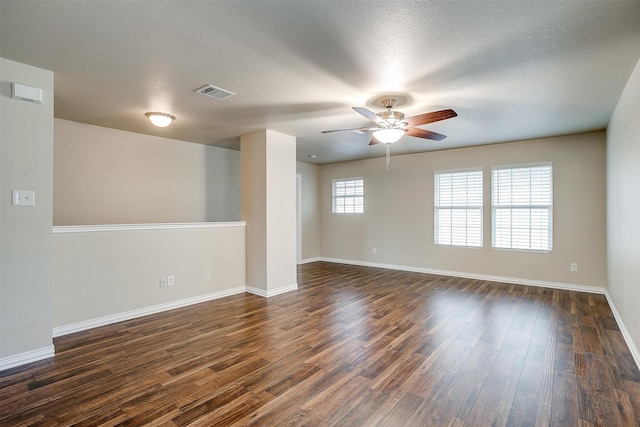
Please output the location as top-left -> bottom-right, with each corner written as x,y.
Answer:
492,164 -> 553,251
332,178 -> 364,214
434,169 -> 483,247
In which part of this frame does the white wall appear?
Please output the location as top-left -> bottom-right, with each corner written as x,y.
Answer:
0,58 -> 54,365
296,161 -> 321,261
320,132 -> 607,289
54,119 -> 240,225
607,56 -> 640,361
53,223 -> 246,331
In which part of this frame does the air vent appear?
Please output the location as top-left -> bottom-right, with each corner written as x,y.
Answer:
194,84 -> 235,100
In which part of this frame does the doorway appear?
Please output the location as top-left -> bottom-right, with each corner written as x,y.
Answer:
296,174 -> 302,264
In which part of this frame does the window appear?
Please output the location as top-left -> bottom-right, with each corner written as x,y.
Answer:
332,178 -> 364,214
434,169 -> 483,247
492,164 -> 552,251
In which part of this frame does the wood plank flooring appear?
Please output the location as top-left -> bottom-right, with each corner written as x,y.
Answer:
2,262 -> 640,426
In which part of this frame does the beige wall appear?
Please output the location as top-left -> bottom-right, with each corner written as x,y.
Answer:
607,56 -> 640,360
241,130 -> 297,295
54,119 -> 240,225
296,161 -> 321,261
241,131 -> 268,292
264,131 -> 297,292
0,59 -> 54,362
53,224 -> 246,329
320,132 -> 607,289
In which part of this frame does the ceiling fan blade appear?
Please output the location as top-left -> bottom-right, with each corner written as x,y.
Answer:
404,109 -> 457,127
321,127 -> 370,134
369,138 -> 380,145
353,107 -> 384,125
406,127 -> 447,141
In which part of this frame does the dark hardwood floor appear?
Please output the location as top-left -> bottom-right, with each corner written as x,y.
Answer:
2,262 -> 640,426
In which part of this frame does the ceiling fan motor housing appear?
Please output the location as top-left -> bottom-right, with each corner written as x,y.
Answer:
378,110 -> 405,126
377,98 -> 405,126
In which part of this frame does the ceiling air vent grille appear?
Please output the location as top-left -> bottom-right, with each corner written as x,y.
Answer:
194,84 -> 235,100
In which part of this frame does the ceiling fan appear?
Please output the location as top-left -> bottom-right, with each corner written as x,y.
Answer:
322,98 -> 457,145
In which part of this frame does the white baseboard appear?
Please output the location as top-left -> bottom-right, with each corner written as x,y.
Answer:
246,286 -> 268,297
246,283 -> 298,298
319,257 -> 606,294
54,281 -> 298,339
9,283 -> 296,370
0,345 -> 54,371
319,257 -> 640,370
53,287 -> 246,338
268,283 -> 298,296
10,261 -> 637,374
298,257 -> 321,265
604,291 -> 640,371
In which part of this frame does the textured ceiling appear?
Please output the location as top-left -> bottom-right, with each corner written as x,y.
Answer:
1,1 -> 639,164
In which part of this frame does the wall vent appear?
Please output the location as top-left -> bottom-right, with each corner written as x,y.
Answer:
194,84 -> 235,100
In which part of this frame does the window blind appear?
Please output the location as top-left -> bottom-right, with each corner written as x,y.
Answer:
434,169 -> 483,247
332,178 -> 364,214
492,164 -> 552,251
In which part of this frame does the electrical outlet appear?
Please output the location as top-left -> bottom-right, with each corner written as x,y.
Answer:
159,276 -> 168,288
167,275 -> 175,286
372,248 -> 377,254
570,263 -> 578,272
205,270 -> 211,279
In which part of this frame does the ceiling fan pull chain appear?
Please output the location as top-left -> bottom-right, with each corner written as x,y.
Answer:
386,144 -> 391,170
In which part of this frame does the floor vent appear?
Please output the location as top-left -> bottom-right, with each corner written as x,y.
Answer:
194,84 -> 235,100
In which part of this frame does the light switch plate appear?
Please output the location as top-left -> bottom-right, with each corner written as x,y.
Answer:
12,190 -> 35,206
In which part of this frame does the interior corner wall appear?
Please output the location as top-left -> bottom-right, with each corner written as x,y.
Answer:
241,131 -> 268,292
0,58 -> 54,360
607,56 -> 640,358
265,131 -> 297,290
296,161 -> 321,261
319,132 -> 607,290
54,119 -> 240,225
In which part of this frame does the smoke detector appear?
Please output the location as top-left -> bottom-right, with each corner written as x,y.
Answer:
194,84 -> 235,100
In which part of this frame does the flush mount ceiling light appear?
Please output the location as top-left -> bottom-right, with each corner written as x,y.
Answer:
145,112 -> 175,128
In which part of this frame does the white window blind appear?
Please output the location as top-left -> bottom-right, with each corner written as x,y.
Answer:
434,169 -> 483,247
492,164 -> 553,251
332,178 -> 364,214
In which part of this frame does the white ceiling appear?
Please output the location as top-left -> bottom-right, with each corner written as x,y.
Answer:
1,1 -> 639,164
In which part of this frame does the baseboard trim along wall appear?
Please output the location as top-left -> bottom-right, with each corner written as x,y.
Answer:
298,257 -> 321,265
319,257 -> 639,370
319,257 -> 606,294
7,261 -> 637,372
0,345 -> 55,371
246,283 -> 298,298
52,287 -> 246,338
53,282 -> 298,338
604,290 -> 640,371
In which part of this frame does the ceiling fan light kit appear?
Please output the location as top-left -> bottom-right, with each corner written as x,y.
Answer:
373,128 -> 405,144
145,112 -> 175,128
